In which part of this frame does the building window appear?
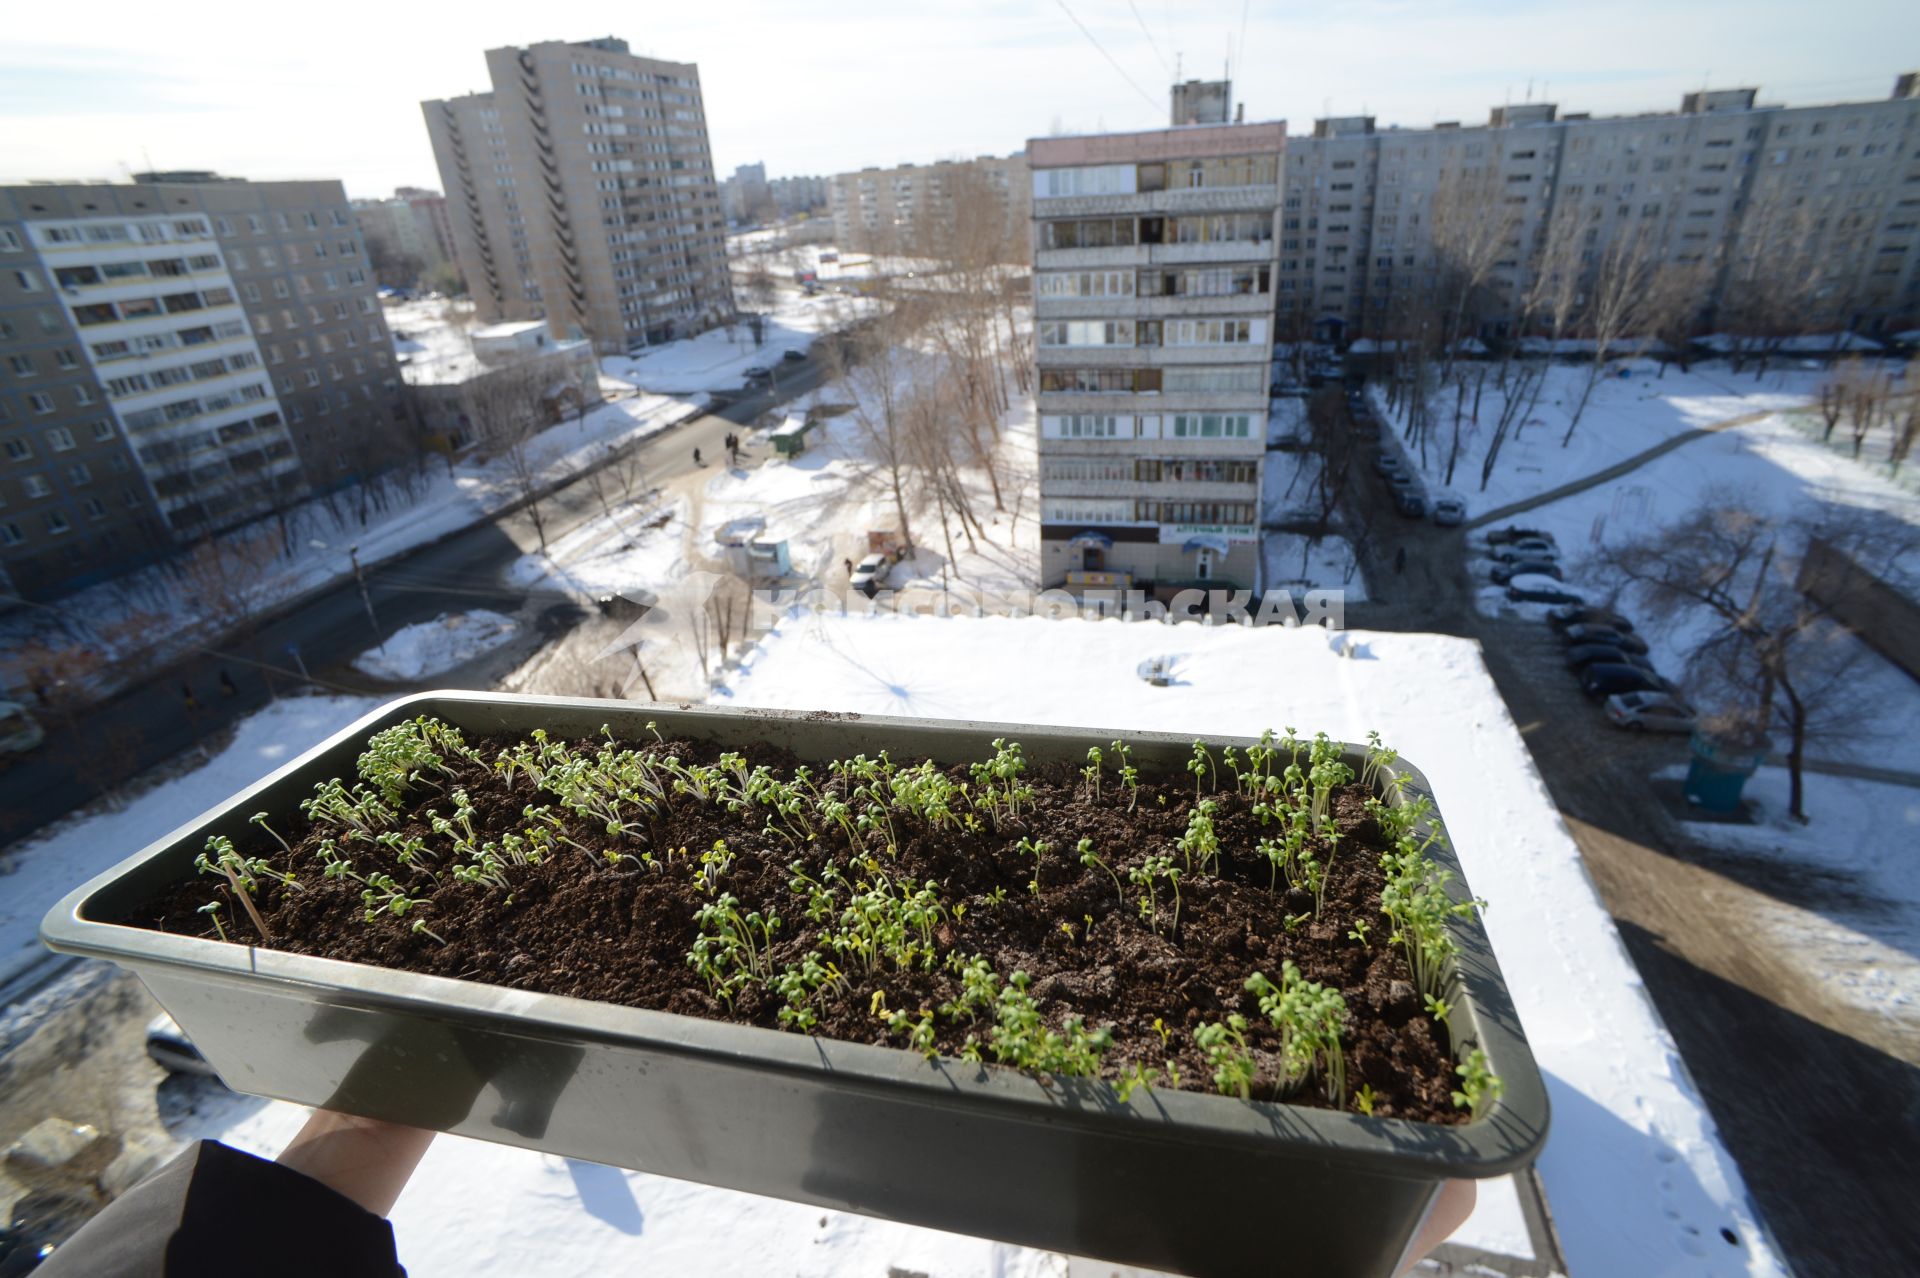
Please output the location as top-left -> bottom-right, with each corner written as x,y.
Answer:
0,522 -> 22,546
27,393 -> 56,415
44,510 -> 70,534
3,437 -> 30,461
23,474 -> 52,498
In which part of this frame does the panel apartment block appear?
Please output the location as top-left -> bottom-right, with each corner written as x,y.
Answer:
826,154 -> 1030,257
1029,122 -> 1284,598
0,177 -> 403,599
424,37 -> 733,354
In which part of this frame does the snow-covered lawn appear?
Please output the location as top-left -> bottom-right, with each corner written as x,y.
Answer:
715,611 -> 1783,1277
351,611 -> 520,683
1374,361 -> 1826,518
1668,765 -> 1920,1026
0,696 -> 381,989
1261,533 -> 1368,601
601,292 -> 869,394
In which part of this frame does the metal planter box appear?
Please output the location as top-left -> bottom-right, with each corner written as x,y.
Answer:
42,691 -> 1548,1277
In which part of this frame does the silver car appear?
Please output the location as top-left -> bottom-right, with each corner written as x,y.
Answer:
1604,691 -> 1696,733
1431,498 -> 1466,526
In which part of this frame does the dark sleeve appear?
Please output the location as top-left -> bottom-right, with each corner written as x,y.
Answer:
36,1139 -> 404,1278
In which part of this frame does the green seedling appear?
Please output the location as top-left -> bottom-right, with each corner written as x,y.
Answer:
248,811 -> 291,853
1452,1049 -> 1503,1120
1082,746 -> 1103,802
1077,838 -> 1125,907
1245,962 -> 1349,1105
1195,1014 -> 1256,1099
1354,1084 -> 1378,1117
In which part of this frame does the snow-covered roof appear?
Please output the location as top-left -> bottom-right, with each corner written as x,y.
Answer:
717,612 -> 1787,1277
1695,332 -> 1883,354
473,319 -> 549,340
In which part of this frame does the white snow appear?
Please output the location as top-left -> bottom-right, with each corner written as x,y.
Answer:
713,612 -> 1788,1277
0,695 -> 381,989
1666,765 -> 1920,1024
351,611 -> 520,683
1260,533 -> 1368,601
601,291 -> 869,394
1372,362 -> 1826,519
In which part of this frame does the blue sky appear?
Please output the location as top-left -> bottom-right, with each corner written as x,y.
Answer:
1,0 -> 1911,198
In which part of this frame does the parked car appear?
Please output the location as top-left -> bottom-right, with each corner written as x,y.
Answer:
1431,498 -> 1467,526
1373,453 -> 1403,476
1395,491 -> 1427,518
1565,644 -> 1657,673
1386,471 -> 1417,493
1547,605 -> 1635,633
1580,663 -> 1667,700
1490,559 -> 1563,584
781,348 -> 807,362
1562,624 -> 1649,654
743,365 -> 771,381
1507,582 -> 1585,605
1605,691 -> 1698,733
849,553 -> 892,597
1488,540 -> 1559,563
1486,526 -> 1555,546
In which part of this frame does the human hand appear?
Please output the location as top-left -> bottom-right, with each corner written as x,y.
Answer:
275,1109 -> 435,1217
1396,1179 -> 1476,1276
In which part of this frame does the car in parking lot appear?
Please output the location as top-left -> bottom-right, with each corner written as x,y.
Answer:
743,365 -> 771,381
1565,644 -> 1656,673
1387,470 -> 1417,492
1548,605 -> 1634,633
1507,582 -> 1585,605
1431,497 -> 1466,526
1488,539 -> 1558,563
849,553 -> 893,597
781,348 -> 807,362
1395,491 -> 1426,518
1373,452 -> 1404,475
1605,691 -> 1697,733
1562,624 -> 1648,653
1581,663 -> 1668,700
1490,558 -> 1563,584
1487,525 -> 1554,545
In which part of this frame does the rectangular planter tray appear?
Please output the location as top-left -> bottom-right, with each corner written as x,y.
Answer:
42,691 -> 1548,1277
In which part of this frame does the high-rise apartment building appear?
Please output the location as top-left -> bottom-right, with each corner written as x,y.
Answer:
0,175 -> 403,598
354,188 -> 457,285
1276,78 -> 1920,344
423,37 -> 733,354
826,154 -> 1030,257
1029,120 -> 1283,599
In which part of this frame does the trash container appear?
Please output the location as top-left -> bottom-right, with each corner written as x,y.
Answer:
1684,731 -> 1769,812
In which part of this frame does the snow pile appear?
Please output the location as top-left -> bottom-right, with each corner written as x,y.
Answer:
0,696 -> 381,988
602,292 -> 868,394
508,498 -> 691,599
1261,533 -> 1367,601
717,612 -> 1787,1277
351,611 -> 520,683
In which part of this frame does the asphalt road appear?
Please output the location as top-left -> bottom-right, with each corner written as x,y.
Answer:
0,351 -> 835,849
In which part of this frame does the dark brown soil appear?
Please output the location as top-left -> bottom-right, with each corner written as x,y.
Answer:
125,732 -> 1467,1123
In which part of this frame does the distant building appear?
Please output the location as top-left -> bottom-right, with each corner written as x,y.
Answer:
1028,114 -> 1283,599
422,36 -> 734,354
768,174 -> 828,217
395,314 -> 598,455
1170,79 -> 1234,126
353,189 -> 456,287
721,162 -> 770,224
0,175 -> 403,598
825,153 -> 1029,257
1277,76 -> 1920,344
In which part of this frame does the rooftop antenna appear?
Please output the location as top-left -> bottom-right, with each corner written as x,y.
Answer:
1526,78 -> 1534,103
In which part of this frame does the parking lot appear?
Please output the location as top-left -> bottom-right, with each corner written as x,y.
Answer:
1322,376 -> 1919,1277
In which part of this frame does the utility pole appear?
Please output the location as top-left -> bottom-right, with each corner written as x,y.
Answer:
349,544 -> 378,633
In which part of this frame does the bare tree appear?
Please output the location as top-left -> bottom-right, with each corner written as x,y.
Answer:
1640,257 -> 1711,376
1562,224 -> 1657,445
467,364 -> 559,556
827,287 -> 922,554
1595,498 -> 1915,819
1427,165 -> 1519,378
172,529 -> 282,639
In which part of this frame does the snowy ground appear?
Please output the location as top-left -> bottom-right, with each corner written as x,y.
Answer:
351,611 -> 520,683
1665,765 -> 1920,1030
1373,361 -> 1828,518
1261,439 -> 1367,600
601,290 -> 872,395
713,612 -> 1784,1277
0,696 -> 381,989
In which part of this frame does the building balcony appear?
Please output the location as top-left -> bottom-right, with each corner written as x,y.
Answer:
1035,343 -> 1272,368
1033,291 -> 1276,319
1032,187 -> 1279,219
1034,391 -> 1271,417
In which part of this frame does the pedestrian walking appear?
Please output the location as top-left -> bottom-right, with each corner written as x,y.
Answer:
180,683 -> 198,711
1395,546 -> 1407,575
219,670 -> 238,698
693,447 -> 703,467
844,557 -> 854,576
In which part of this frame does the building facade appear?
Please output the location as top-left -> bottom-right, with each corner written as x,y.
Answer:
353,188 -> 457,287
826,154 -> 1030,258
0,176 -> 403,598
1029,122 -> 1284,598
423,36 -> 734,355
1277,78 -> 1920,344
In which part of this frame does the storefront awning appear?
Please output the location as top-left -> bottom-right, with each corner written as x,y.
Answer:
1067,530 -> 1114,549
1182,534 -> 1230,555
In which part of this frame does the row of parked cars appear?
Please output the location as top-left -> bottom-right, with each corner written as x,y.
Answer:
1351,391 -> 1467,525
1482,526 -> 1698,733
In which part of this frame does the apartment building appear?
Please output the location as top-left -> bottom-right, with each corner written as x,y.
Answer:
1029,121 -> 1284,599
1277,77 -> 1920,344
826,154 -> 1030,258
354,188 -> 457,285
0,175 -> 403,599
423,37 -> 734,354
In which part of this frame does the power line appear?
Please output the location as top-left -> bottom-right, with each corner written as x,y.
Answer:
1054,0 -> 1164,115
1125,0 -> 1173,80
1234,0 -> 1250,87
